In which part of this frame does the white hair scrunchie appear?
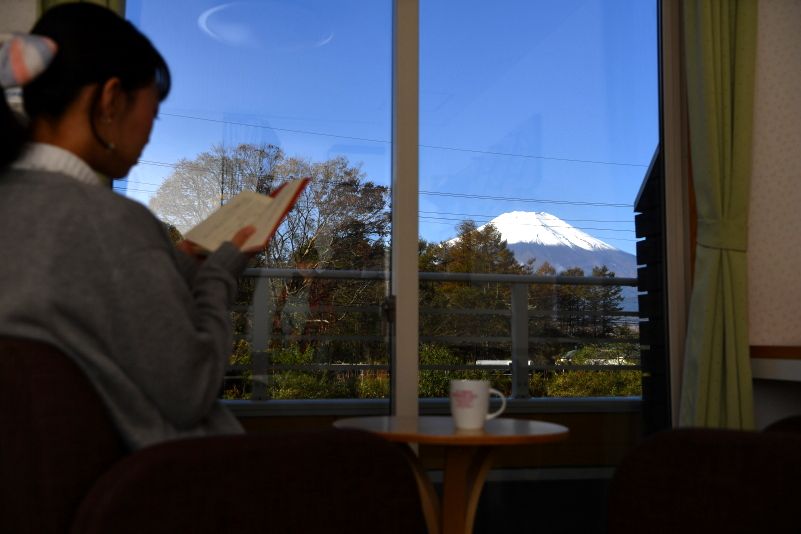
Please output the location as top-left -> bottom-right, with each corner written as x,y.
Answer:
0,33 -> 58,89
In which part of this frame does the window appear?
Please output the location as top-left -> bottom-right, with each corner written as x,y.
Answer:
125,0 -> 658,408
125,0 -> 394,403
417,1 -> 658,399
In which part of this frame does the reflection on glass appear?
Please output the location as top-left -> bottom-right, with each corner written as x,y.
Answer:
125,0 -> 392,400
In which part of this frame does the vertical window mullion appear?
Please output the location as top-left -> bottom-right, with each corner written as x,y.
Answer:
391,0 -> 419,416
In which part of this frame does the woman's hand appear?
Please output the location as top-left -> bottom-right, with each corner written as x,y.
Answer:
177,225 -> 263,262
230,225 -> 257,250
176,239 -> 204,259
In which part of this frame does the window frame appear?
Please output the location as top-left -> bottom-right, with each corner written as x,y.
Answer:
115,0 -> 665,418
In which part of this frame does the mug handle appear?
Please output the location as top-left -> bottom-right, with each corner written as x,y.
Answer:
486,388 -> 507,421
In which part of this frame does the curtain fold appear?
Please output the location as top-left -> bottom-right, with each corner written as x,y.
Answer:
679,0 -> 757,429
40,0 -> 126,17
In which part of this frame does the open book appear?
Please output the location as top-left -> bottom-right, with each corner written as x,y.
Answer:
184,178 -> 310,252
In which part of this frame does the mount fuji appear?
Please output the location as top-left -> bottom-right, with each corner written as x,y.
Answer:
479,211 -> 638,278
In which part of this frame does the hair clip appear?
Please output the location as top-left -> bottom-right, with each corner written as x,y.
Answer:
0,33 -> 58,89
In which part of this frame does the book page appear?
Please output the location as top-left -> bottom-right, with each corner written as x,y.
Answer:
184,178 -> 308,252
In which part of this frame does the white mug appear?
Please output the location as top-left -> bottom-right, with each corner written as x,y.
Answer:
449,379 -> 507,430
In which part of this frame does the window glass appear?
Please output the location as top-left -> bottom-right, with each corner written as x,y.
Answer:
418,0 -> 658,398
126,0 -> 393,401
126,0 -> 659,404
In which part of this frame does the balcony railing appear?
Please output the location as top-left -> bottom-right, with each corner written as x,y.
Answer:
224,268 -> 641,401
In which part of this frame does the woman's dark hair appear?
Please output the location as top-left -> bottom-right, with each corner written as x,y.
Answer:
1,2 -> 171,168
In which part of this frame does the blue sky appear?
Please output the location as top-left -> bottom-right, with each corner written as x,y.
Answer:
123,0 -> 658,256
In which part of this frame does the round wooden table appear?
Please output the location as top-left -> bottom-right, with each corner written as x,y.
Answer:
334,416 -> 569,534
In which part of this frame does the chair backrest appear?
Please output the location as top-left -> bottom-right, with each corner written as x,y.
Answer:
763,414 -> 801,434
0,337 -> 126,533
607,428 -> 801,533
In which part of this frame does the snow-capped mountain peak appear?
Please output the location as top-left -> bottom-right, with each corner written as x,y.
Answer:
481,211 -> 616,251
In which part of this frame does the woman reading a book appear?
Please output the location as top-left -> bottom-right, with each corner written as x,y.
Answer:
0,3 -> 258,449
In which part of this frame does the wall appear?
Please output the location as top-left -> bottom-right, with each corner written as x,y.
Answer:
0,0 -> 37,32
748,0 -> 801,428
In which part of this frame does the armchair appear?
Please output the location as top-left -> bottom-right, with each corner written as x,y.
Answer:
0,337 -> 427,533
607,427 -> 801,533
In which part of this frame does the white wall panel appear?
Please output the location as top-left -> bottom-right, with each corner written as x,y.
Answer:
748,0 -> 801,346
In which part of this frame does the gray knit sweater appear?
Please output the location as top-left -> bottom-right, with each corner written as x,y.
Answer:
0,168 -> 248,450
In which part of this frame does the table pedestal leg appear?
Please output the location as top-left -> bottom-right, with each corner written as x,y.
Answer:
397,444 -> 442,534
441,446 -> 495,534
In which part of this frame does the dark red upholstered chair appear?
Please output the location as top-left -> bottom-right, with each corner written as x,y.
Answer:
1,338 -> 428,533
763,414 -> 801,434
0,337 -> 127,533
607,428 -> 801,534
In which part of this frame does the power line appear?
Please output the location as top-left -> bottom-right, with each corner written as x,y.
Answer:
113,186 -> 160,195
419,209 -> 634,224
420,190 -> 632,208
161,112 -> 386,145
418,143 -> 647,168
114,189 -> 636,236
128,159 -> 634,209
116,183 -> 636,233
418,215 -> 635,233
136,160 -> 176,168
158,112 -> 649,168
417,218 -> 639,242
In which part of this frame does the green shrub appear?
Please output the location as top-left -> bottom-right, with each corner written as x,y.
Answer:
269,371 -> 355,399
223,339 -> 253,400
419,344 -> 462,397
529,372 -> 548,397
541,342 -> 641,397
358,371 -> 390,398
418,344 -> 512,397
268,344 -> 354,399
546,369 -> 641,397
271,344 -> 315,365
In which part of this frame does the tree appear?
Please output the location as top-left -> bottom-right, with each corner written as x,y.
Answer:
528,261 -> 563,368
586,265 -> 625,337
149,143 -> 389,270
530,261 -> 558,335
418,221 -> 531,362
556,267 -> 587,336
149,143 -> 391,398
443,221 -> 523,275
148,150 -> 221,230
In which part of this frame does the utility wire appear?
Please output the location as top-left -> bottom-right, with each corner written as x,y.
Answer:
418,218 -> 639,242
419,209 -> 634,223
159,111 -> 649,168
115,188 -> 636,237
125,159 -> 634,209
418,215 -> 635,233
420,190 -> 631,208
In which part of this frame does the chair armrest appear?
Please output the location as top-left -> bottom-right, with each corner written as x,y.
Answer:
71,428 -> 427,534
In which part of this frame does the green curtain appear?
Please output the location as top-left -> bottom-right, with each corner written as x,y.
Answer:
679,0 -> 757,429
40,0 -> 126,17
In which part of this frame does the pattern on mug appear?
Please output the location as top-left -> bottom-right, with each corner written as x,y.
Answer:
452,390 -> 477,408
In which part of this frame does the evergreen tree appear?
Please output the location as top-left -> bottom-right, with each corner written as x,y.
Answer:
556,267 -> 587,336
530,261 -> 558,336
586,265 -> 625,337
418,221 -> 530,362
